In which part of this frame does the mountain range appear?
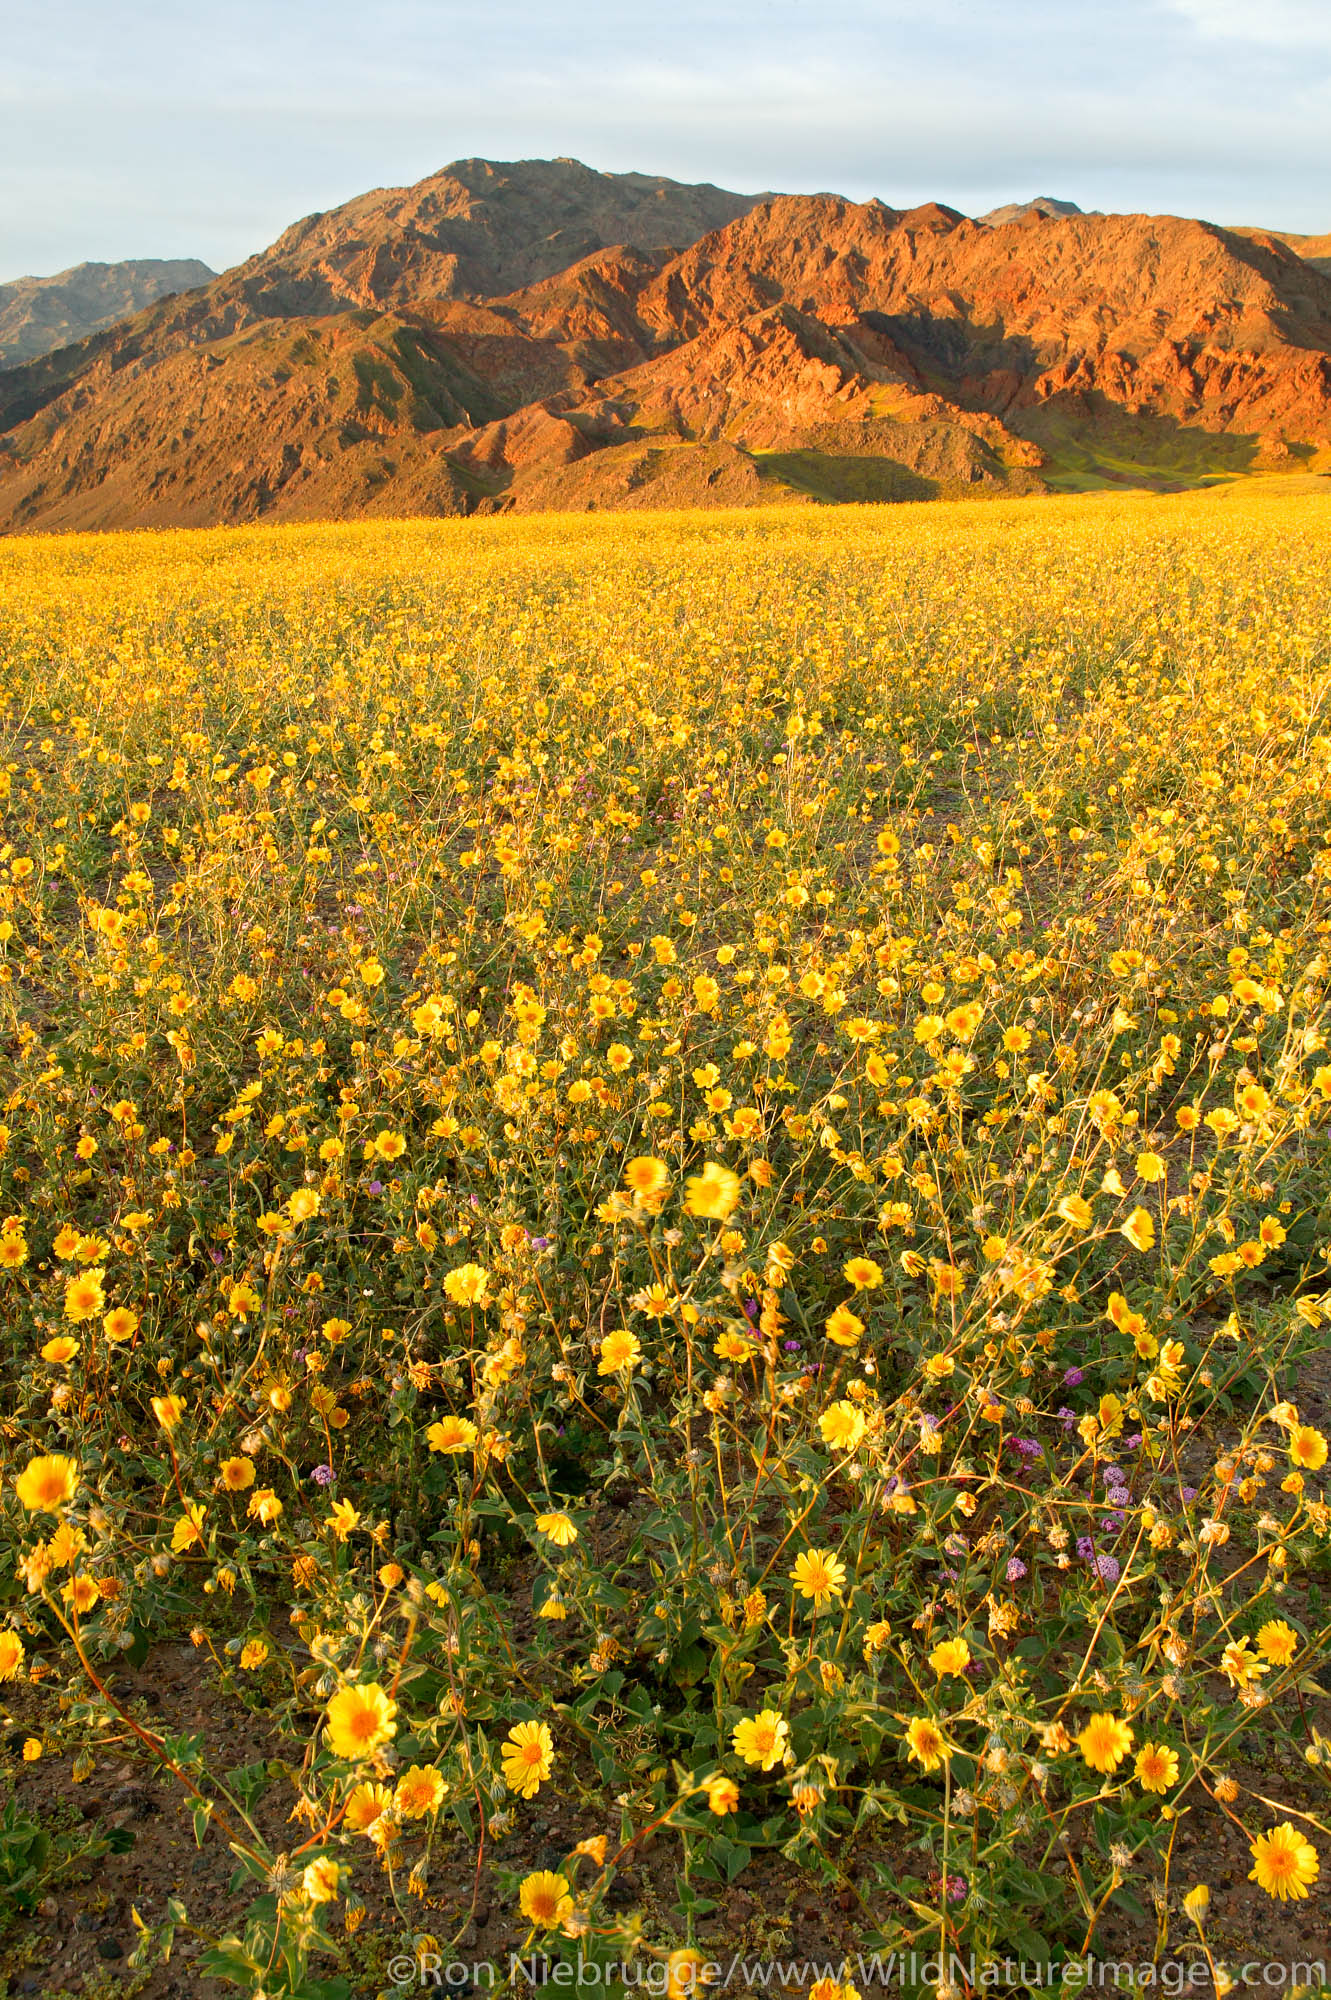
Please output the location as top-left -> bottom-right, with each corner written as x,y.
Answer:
1,157 -> 1329,533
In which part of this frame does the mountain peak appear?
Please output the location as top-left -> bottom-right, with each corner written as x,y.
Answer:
227,158 -> 770,314
979,196 -> 1086,225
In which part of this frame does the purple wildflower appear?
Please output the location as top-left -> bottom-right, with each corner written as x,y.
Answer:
367,1180 -> 383,1195
310,1464 -> 333,1487
1094,1555 -> 1121,1584
1006,1558 -> 1027,1583
1063,1367 -> 1085,1386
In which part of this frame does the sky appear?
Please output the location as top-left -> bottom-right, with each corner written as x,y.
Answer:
3,0 -> 1330,282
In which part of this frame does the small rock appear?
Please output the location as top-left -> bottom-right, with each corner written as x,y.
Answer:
108,1781 -> 157,1819
97,1937 -> 123,1960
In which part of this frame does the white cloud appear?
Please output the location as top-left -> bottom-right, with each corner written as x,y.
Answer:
1167,0 -> 1331,48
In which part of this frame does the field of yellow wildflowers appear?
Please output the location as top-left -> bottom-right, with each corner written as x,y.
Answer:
3,487 -> 1331,1995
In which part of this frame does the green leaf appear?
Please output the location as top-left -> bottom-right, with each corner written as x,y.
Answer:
225,1757 -> 273,1814
721,1838 -> 752,1881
